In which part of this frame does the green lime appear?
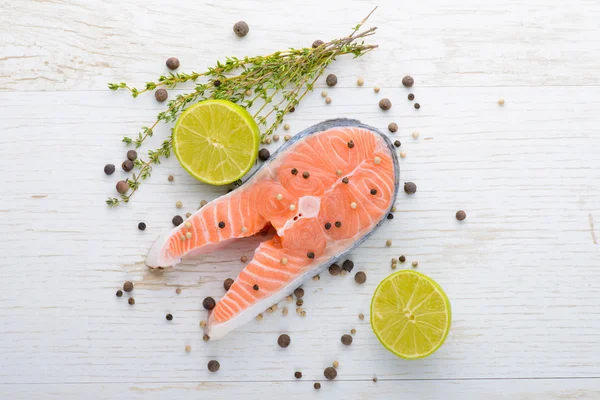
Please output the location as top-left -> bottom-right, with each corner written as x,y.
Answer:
173,100 -> 260,185
370,270 -> 451,359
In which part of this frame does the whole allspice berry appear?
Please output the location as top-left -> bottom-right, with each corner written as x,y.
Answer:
233,21 -> 249,37
127,150 -> 138,161
329,263 -> 341,276
379,98 -> 392,111
354,271 -> 367,284
172,215 -> 184,226
324,367 -> 337,380
341,334 -> 353,346
294,287 -> 304,299
116,180 -> 129,195
456,210 -> 467,221
277,334 -> 291,348
166,57 -> 180,70
203,296 -> 216,310
404,182 -> 417,195
258,148 -> 270,161
402,76 -> 415,87
104,164 -> 115,175
123,281 -> 134,292
155,88 -> 168,102
388,122 -> 398,133
122,159 -> 134,172
223,278 -> 234,291
326,74 -> 338,87
312,39 -> 324,48
342,259 -> 354,272
207,360 -> 220,372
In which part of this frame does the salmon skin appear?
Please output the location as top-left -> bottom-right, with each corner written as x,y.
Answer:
146,118 -> 399,339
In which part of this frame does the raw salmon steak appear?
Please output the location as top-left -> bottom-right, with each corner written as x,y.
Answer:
146,119 -> 399,339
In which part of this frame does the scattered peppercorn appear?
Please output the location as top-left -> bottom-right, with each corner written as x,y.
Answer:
166,313 -> 173,321
342,260 -> 354,272
184,344 -> 191,353
104,164 -> 115,175
233,21 -> 249,37
294,287 -> 304,298
258,148 -> 270,161
123,281 -> 134,292
394,140 -> 401,147
172,215 -> 183,226
412,131 -> 420,139
223,278 -> 234,291
277,334 -> 291,348
116,290 -> 123,297
203,334 -> 210,342
359,313 -> 364,320
335,221 -> 342,228
404,182 -> 417,194
203,297 -> 216,310
350,328 -> 356,334
302,171 -> 310,179
325,222 -> 332,230
128,297 -> 135,305
370,189 -> 378,195
273,134 -> 280,142
399,255 -> 406,263
408,93 -> 415,101
253,284 -> 259,291
342,177 -> 349,184
207,360 -> 220,372
386,239 -> 392,247
284,135 -> 291,141
388,122 -> 398,133
357,77 -> 364,86
312,39 -> 324,48
166,57 -> 180,70
138,222 -> 146,231
155,88 -> 168,102
498,99 -> 505,106
412,261 -> 419,268
116,180 -> 129,194
176,288 -> 182,294
175,200 -> 183,208
256,314 -> 263,321
347,140 -> 355,148
374,86 -> 380,93
307,252 -> 315,259
379,98 -> 392,111
414,103 -> 421,109
167,175 -> 174,182
200,200 -> 207,208
122,159 -> 134,172
313,275 -> 320,281
127,150 -> 138,161
314,383 -> 321,390
341,334 -> 353,345
218,221 -> 226,229
387,213 -> 394,220
295,371 -> 302,379
402,76 -> 414,87
324,367 -> 337,380
213,79 -> 221,87
456,210 -> 467,221
400,151 -> 407,158
373,377 -> 378,383
329,264 -> 341,275
326,74 -> 338,87
325,96 -> 332,104
355,271 -> 367,284
291,168 -> 298,175
333,361 -> 340,368
296,299 -> 303,307
321,91 -> 328,98
186,212 -> 192,218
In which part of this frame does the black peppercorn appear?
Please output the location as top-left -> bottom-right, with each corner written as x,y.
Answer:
402,76 -> 414,87
329,264 -> 341,275
388,122 -> 398,133
172,215 -> 183,226
342,260 -> 354,272
203,297 -> 216,310
379,98 -> 392,111
404,182 -> 417,195
342,177 -> 349,184
104,164 -> 115,175
122,159 -> 134,172
341,334 -> 353,345
288,106 -> 295,113
233,21 -> 249,37
116,290 -> 123,297
128,297 -> 135,305
347,140 -> 355,148
218,221 -> 226,228
294,287 -> 304,299
291,168 -> 298,175
155,88 -> 168,102
294,371 -> 302,379
414,103 -> 421,109
296,299 -> 303,306
399,255 -> 406,263
370,189 -> 378,195
314,383 -> 321,390
354,271 -> 367,284
312,39 -> 324,48
223,278 -> 234,291
127,150 -> 138,161
302,171 -> 310,179
277,334 -> 291,348
253,284 -> 259,291
456,210 -> 467,221
324,367 -> 337,380
138,222 -> 146,231
394,140 -> 401,147
213,79 -> 221,87
123,281 -> 134,292
258,148 -> 270,161
324,222 -> 332,230
166,313 -> 173,321
116,180 -> 129,195
408,93 -> 415,101
166,57 -> 180,70
335,221 -> 342,228
307,252 -> 315,259
326,74 -> 337,87
207,360 -> 220,372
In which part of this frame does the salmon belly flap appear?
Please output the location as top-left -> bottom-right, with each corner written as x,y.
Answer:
146,119 -> 399,339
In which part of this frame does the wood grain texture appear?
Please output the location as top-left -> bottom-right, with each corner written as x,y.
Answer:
1,0 -> 600,398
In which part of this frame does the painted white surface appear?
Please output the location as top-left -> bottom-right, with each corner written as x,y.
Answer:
1,0 -> 599,399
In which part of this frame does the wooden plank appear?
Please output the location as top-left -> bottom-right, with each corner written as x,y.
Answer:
2,0 -> 600,91
0,86 -> 598,385
3,379 -> 600,400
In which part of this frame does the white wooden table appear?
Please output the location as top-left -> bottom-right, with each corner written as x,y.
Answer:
1,1 -> 599,399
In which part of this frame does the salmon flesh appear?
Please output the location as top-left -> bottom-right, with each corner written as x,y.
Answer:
146,119 -> 399,339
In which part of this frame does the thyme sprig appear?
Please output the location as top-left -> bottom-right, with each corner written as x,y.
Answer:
107,8 -> 378,206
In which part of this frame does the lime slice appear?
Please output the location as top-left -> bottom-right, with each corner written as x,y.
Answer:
173,100 -> 260,185
371,270 -> 451,359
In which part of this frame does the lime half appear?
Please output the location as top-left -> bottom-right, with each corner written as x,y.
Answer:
173,100 -> 260,185
371,270 -> 451,359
